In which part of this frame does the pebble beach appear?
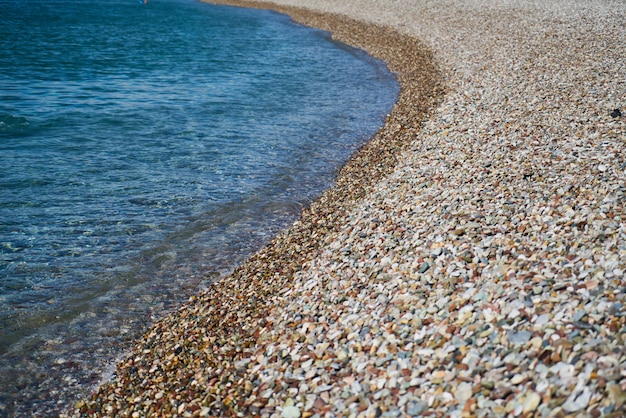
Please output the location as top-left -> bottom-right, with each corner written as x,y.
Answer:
74,0 -> 625,416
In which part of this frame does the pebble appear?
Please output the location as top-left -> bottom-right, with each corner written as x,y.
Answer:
455,382 -> 473,404
523,392 -> 541,413
509,331 -> 532,345
281,406 -> 301,418
563,387 -> 593,412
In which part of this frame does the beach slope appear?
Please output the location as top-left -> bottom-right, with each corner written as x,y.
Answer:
75,0 -> 625,416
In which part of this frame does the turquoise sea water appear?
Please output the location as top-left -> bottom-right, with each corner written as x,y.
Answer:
0,0 -> 398,414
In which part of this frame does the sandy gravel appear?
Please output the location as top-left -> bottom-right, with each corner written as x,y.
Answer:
73,0 -> 625,416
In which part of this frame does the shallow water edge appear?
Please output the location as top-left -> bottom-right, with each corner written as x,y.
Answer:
1,1 -> 401,415
73,1 -> 445,416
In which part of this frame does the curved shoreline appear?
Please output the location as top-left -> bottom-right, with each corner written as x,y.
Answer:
74,0 -> 625,416
73,2 -> 445,416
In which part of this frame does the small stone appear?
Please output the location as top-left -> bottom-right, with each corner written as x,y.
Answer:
508,330 -> 532,345
452,228 -> 466,236
282,405 -> 301,418
473,291 -> 488,302
455,382 -> 473,404
608,302 -> 623,315
562,387 -> 592,412
234,358 -> 251,370
491,387 -> 513,400
465,221 -> 481,230
610,108 -> 622,118
261,388 -> 274,398
479,328 -> 492,338
573,309 -> 586,322
493,405 -> 507,414
535,314 -> 550,326
523,392 -> 541,413
315,384 -> 333,393
510,374 -> 524,385
460,251 -> 473,262
427,305 -> 439,314
406,400 -> 427,416
584,279 -> 599,290
607,383 -> 626,409
481,381 -> 495,390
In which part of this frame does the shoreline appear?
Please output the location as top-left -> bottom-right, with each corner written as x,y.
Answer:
75,0 -> 625,416
73,1 -> 445,416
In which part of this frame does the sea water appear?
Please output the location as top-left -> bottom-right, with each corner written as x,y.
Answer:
0,0 -> 398,414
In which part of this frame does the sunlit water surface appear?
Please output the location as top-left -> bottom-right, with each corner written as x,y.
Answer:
0,0 -> 398,414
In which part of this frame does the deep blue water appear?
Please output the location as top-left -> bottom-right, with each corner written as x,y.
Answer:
0,0 -> 398,414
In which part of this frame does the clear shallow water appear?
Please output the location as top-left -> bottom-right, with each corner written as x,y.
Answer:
0,0 -> 398,414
